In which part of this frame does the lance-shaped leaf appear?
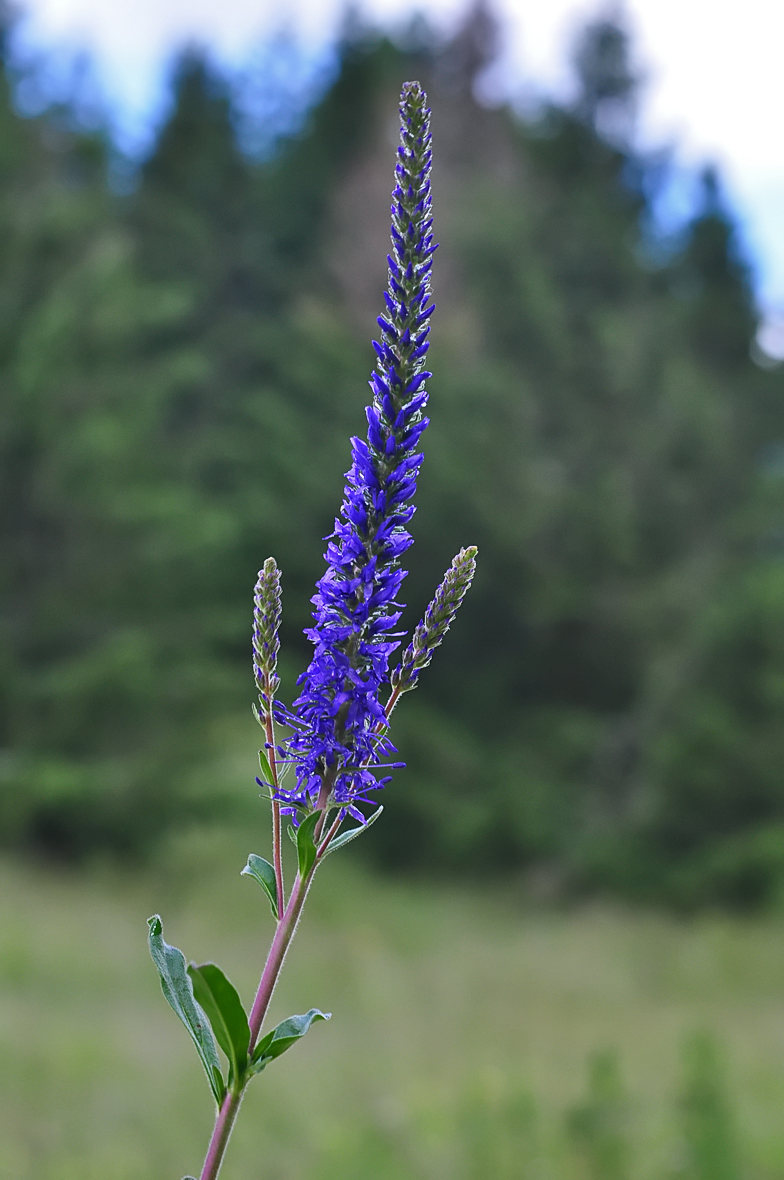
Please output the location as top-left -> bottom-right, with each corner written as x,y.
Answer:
147,916 -> 225,1105
257,746 -> 274,790
321,805 -> 384,857
295,810 -> 321,879
188,962 -> 251,1090
249,1008 -> 330,1078
241,854 -> 279,919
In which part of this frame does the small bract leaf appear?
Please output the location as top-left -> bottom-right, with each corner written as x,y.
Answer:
295,810 -> 321,879
147,916 -> 225,1106
257,747 -> 274,789
241,854 -> 279,919
321,805 -> 384,856
249,1008 -> 330,1077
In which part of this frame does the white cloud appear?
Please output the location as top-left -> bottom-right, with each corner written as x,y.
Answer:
15,0 -> 784,309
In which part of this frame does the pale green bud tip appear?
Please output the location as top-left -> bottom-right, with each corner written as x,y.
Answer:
253,557 -> 282,706
391,545 -> 477,693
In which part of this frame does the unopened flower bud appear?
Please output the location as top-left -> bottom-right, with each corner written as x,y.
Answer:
253,557 -> 281,721
391,546 -> 477,694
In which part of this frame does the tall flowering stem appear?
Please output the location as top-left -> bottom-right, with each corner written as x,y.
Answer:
147,82 -> 478,1180
277,80 -> 437,822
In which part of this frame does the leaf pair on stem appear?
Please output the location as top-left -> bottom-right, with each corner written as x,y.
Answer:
148,915 -> 329,1105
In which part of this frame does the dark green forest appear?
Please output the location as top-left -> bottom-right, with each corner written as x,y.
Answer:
2,6 -> 784,906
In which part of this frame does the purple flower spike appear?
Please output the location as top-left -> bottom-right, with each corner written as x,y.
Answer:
277,81 -> 436,817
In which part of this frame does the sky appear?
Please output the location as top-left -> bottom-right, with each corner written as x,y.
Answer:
13,0 -> 784,349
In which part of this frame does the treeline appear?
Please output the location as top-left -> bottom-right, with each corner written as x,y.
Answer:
2,7 -> 784,904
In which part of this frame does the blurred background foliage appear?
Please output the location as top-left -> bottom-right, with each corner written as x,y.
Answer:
2,2 -> 784,907
7,832 -> 784,1180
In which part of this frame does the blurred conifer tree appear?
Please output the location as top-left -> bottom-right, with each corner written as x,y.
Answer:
2,9 -> 784,900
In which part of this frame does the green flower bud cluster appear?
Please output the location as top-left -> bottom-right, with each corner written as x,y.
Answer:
253,557 -> 282,720
391,545 -> 477,695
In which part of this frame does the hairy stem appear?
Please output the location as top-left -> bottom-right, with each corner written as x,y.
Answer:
317,811 -> 343,858
313,766 -> 338,844
247,866 -> 312,1045
384,685 -> 402,721
264,694 -> 285,917
199,858 -> 316,1180
199,1089 -> 243,1180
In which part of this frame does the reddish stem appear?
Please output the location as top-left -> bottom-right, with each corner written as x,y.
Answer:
384,684 -> 403,720
199,864 -> 315,1180
247,869 -> 311,1044
199,1089 -> 242,1180
263,692 -> 285,918
317,811 -> 343,858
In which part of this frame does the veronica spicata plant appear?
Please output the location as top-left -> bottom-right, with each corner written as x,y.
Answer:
147,81 -> 477,1180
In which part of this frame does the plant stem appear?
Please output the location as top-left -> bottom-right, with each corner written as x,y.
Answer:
313,766 -> 337,843
247,868 -> 312,1044
264,698 -> 285,917
384,685 -> 402,720
198,862 -> 316,1180
199,1088 -> 243,1180
317,811 -> 343,858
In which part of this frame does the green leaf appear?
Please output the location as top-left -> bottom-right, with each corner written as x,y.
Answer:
249,1009 -> 330,1077
147,916 -> 225,1105
295,810 -> 321,879
188,962 -> 251,1090
257,746 -> 274,789
241,854 -> 279,919
321,805 -> 384,856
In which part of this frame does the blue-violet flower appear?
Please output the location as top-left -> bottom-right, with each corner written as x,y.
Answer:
276,81 -> 436,820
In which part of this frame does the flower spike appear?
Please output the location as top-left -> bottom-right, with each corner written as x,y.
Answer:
277,82 -> 436,815
253,557 -> 282,723
391,546 -> 478,697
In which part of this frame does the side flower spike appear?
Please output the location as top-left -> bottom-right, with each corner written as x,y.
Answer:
253,557 -> 282,725
276,81 -> 437,819
390,546 -> 478,698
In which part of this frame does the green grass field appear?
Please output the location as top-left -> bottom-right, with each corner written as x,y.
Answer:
3,825 -> 784,1179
